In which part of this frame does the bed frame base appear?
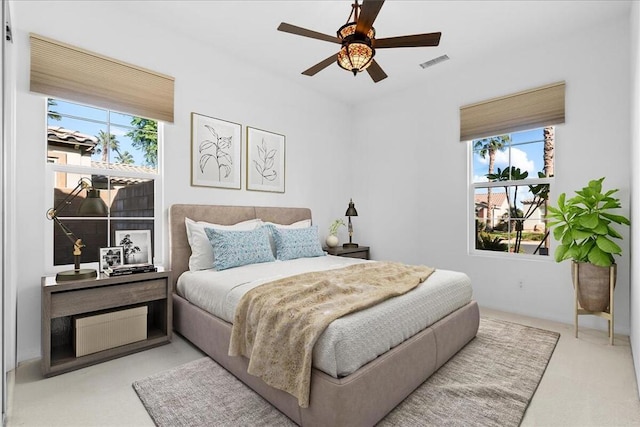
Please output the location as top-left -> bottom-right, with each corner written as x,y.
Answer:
174,295 -> 479,426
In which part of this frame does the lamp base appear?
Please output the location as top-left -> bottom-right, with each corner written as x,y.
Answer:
343,243 -> 359,249
56,268 -> 97,282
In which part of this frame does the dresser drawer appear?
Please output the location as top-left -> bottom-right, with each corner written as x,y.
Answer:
50,279 -> 167,318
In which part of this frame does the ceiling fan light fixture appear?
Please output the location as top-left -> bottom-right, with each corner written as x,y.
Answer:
337,22 -> 375,40
337,41 -> 374,75
277,0 -> 441,83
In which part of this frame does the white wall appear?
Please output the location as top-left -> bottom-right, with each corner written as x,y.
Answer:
352,15 -> 632,332
629,0 -> 640,397
2,0 -> 16,396
7,1 -> 635,364
10,1 -> 353,362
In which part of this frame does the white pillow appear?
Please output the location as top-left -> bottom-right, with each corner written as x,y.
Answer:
185,217 -> 263,271
263,219 -> 312,255
263,219 -> 311,229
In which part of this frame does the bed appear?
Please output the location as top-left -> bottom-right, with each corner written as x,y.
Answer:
169,204 -> 480,426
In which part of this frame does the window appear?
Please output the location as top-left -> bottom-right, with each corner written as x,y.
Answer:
471,127 -> 554,256
46,98 -> 161,266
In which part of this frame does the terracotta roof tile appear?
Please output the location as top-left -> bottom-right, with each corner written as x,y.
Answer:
90,161 -> 156,175
474,192 -> 507,208
47,126 -> 98,145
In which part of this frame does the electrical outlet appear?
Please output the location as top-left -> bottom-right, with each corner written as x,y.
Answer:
518,280 -> 524,289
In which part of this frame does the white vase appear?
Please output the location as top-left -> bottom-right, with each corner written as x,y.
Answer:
326,234 -> 339,248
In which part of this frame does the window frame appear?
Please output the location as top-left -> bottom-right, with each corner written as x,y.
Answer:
44,99 -> 164,271
468,131 -> 554,260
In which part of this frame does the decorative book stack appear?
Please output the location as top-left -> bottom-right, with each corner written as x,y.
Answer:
104,263 -> 157,277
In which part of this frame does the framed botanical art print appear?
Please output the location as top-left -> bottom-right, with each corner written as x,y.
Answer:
246,126 -> 285,193
98,246 -> 124,273
114,230 -> 152,265
191,112 -> 242,189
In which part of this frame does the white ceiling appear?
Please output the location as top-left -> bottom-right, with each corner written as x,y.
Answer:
126,0 -> 631,105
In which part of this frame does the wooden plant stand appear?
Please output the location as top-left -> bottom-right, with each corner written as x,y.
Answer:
573,262 -> 615,345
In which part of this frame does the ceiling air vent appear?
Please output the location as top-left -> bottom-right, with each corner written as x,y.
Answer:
419,54 -> 449,69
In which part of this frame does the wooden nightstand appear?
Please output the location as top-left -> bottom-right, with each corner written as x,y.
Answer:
324,246 -> 370,260
41,269 -> 172,377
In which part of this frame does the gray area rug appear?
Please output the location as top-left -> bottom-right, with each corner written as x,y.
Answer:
133,318 -> 559,427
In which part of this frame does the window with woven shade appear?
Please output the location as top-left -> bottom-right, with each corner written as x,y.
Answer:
32,35 -> 172,269
30,33 -> 174,123
465,82 -> 564,257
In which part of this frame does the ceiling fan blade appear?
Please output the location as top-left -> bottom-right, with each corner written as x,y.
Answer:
366,60 -> 388,83
356,0 -> 385,36
302,53 -> 338,76
374,32 -> 441,49
278,22 -> 340,44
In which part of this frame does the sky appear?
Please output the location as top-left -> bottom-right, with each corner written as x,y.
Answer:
472,127 -> 551,209
472,127 -> 547,183
48,98 -> 151,167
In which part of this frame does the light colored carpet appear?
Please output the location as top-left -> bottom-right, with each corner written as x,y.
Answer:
133,318 -> 559,426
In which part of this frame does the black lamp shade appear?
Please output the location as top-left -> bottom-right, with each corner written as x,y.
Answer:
345,199 -> 358,217
77,189 -> 108,216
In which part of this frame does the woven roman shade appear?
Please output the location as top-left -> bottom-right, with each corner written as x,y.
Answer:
30,33 -> 174,123
460,81 -> 565,141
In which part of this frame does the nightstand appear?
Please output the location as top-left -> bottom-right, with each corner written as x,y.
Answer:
41,269 -> 172,377
324,246 -> 370,260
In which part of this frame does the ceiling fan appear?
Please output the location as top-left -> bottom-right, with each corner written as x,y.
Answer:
277,0 -> 441,83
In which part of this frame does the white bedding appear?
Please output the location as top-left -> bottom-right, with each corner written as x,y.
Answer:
177,256 -> 472,378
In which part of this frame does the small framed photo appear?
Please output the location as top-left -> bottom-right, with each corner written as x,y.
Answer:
114,230 -> 152,265
191,112 -> 242,189
246,126 -> 285,193
99,247 -> 124,273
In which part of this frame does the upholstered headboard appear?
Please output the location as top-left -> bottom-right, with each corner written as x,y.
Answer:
168,204 -> 312,290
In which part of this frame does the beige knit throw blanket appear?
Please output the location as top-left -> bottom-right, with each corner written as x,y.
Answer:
228,261 -> 435,408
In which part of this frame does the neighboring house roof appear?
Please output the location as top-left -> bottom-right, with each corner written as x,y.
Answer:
47,126 -> 98,155
48,126 -> 156,185
90,161 -> 156,186
474,192 -> 508,208
91,161 -> 155,175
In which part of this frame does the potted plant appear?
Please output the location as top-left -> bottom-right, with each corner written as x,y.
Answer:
547,177 -> 630,311
326,219 -> 345,248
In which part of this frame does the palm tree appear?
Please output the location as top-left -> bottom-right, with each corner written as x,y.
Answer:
474,135 -> 510,229
47,99 -> 61,121
114,150 -> 134,164
542,126 -> 555,253
543,127 -> 554,177
94,130 -> 122,162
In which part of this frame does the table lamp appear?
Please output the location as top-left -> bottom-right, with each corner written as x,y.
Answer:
47,177 -> 108,281
343,198 -> 359,248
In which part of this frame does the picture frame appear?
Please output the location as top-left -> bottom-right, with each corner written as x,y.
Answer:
246,126 -> 285,193
191,112 -> 242,189
98,246 -> 124,273
114,230 -> 152,265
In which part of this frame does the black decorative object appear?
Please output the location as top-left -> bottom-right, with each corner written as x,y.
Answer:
343,199 -> 359,248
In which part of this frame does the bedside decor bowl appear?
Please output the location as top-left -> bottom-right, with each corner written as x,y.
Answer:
326,234 -> 339,248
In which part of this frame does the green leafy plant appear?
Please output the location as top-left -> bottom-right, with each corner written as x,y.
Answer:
547,177 -> 630,267
476,232 -> 508,252
328,218 -> 345,236
486,166 -> 549,253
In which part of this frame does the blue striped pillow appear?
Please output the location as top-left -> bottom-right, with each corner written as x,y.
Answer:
205,226 -> 275,270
